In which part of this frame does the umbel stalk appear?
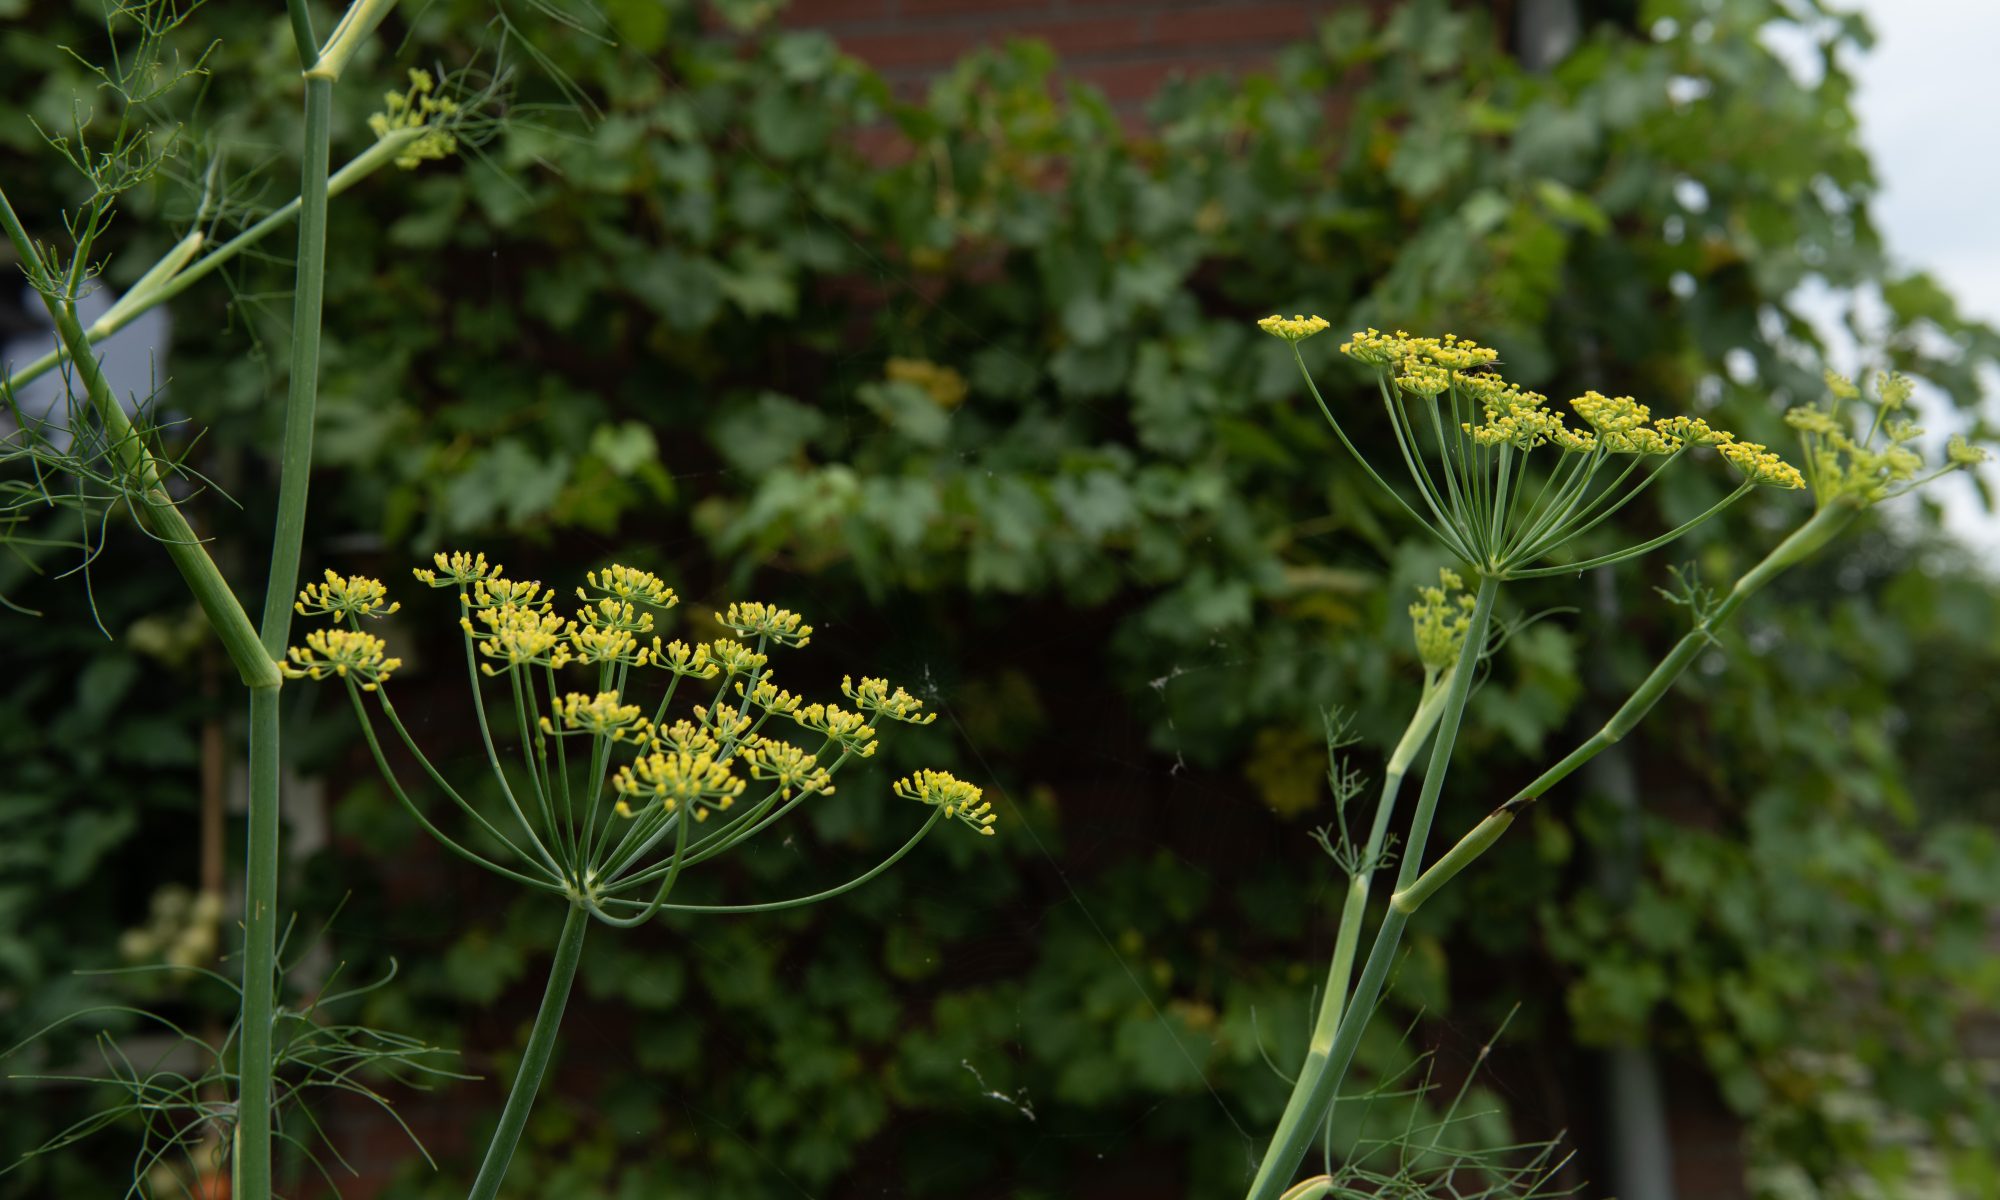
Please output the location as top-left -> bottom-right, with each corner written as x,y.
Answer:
1245,574 -> 1499,1199
465,903 -> 590,1200
1246,500 -> 1861,1196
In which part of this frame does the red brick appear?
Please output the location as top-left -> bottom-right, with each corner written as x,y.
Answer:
1004,13 -> 1153,59
1152,2 -> 1318,45
1071,58 -> 1182,103
903,0 -> 1058,14
785,0 -> 893,21
836,26 -> 989,70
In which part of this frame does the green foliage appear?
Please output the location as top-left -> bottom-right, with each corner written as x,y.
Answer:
4,0 -> 1998,1196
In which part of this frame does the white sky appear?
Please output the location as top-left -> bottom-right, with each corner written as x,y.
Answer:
1829,1 -> 2000,553
1852,1 -> 2000,325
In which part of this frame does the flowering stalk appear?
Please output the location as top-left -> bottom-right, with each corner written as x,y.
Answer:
1245,572 -> 1499,1200
3,8 -> 465,1192
284,559 -> 993,1196
1261,655 -> 1454,1182
1242,321 -> 1986,1198
465,902 -> 587,1200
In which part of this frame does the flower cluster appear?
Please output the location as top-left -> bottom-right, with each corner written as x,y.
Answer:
716,601 -> 813,648
1258,314 -> 1331,342
466,602 -> 570,672
842,676 -> 935,725
412,550 -> 499,588
295,569 -> 400,621
1785,371 -> 1989,502
368,68 -> 459,169
1328,326 -> 1806,486
542,691 -> 650,743
745,736 -> 836,799
894,769 -> 996,836
282,628 -> 401,690
794,702 -> 878,756
294,556 -> 1000,906
611,750 -> 745,820
581,565 -> 676,609
1409,569 -> 1477,673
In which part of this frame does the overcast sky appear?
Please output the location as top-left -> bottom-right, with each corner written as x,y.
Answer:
1852,1 -> 2000,326
1786,0 -> 2000,553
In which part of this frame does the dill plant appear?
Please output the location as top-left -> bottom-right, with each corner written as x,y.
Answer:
1245,319 -> 1991,1200
2,4 -> 504,1195
279,555 -> 991,1199
1,4 -> 992,1193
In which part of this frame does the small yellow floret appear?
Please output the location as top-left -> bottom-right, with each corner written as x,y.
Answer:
842,675 -> 935,725
295,569 -> 399,621
581,565 -> 677,609
894,769 -> 997,836
1409,568 -> 1477,673
368,68 -> 460,169
1258,314 -> 1331,343
413,550 -> 500,588
282,628 -> 402,690
715,601 -> 813,647
1718,440 -> 1807,489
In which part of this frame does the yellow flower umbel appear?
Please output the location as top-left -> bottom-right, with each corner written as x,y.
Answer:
745,736 -> 835,799
1785,371 -> 1986,504
1267,319 -> 1806,578
413,550 -> 500,588
895,770 -> 996,836
1409,569 -> 1476,675
368,68 -> 459,170
282,628 -> 401,690
581,565 -> 677,610
314,562 -> 990,937
842,676 -> 936,725
716,601 -> 813,647
541,691 -> 650,744
467,601 -> 571,673
1258,314 -> 1331,343
611,751 -> 745,820
794,702 -> 878,756
295,569 -> 400,621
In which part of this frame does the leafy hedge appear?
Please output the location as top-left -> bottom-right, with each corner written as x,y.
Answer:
4,0 -> 1999,1196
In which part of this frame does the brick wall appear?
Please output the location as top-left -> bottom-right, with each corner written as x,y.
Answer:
782,0 -> 1363,110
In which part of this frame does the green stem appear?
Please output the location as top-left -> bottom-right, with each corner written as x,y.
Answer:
234,685 -> 283,1200
256,76 -> 333,657
1398,499 -> 1859,909
1502,483 -> 1752,580
465,902 -> 589,1200
596,810 -> 943,915
0,188 -> 276,690
1245,576 -> 1500,1200
346,683 -> 563,891
237,70 -> 332,1200
1260,673 -> 1450,1171
1289,347 -> 1463,556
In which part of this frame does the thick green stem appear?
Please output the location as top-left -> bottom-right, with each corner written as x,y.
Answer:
257,76 -> 333,657
234,685 -> 283,1200
0,189 -> 276,689
1257,675 -> 1450,1176
1395,499 -> 1860,909
223,73 -> 336,1200
1245,577 -> 1500,1200
466,902 -> 589,1200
